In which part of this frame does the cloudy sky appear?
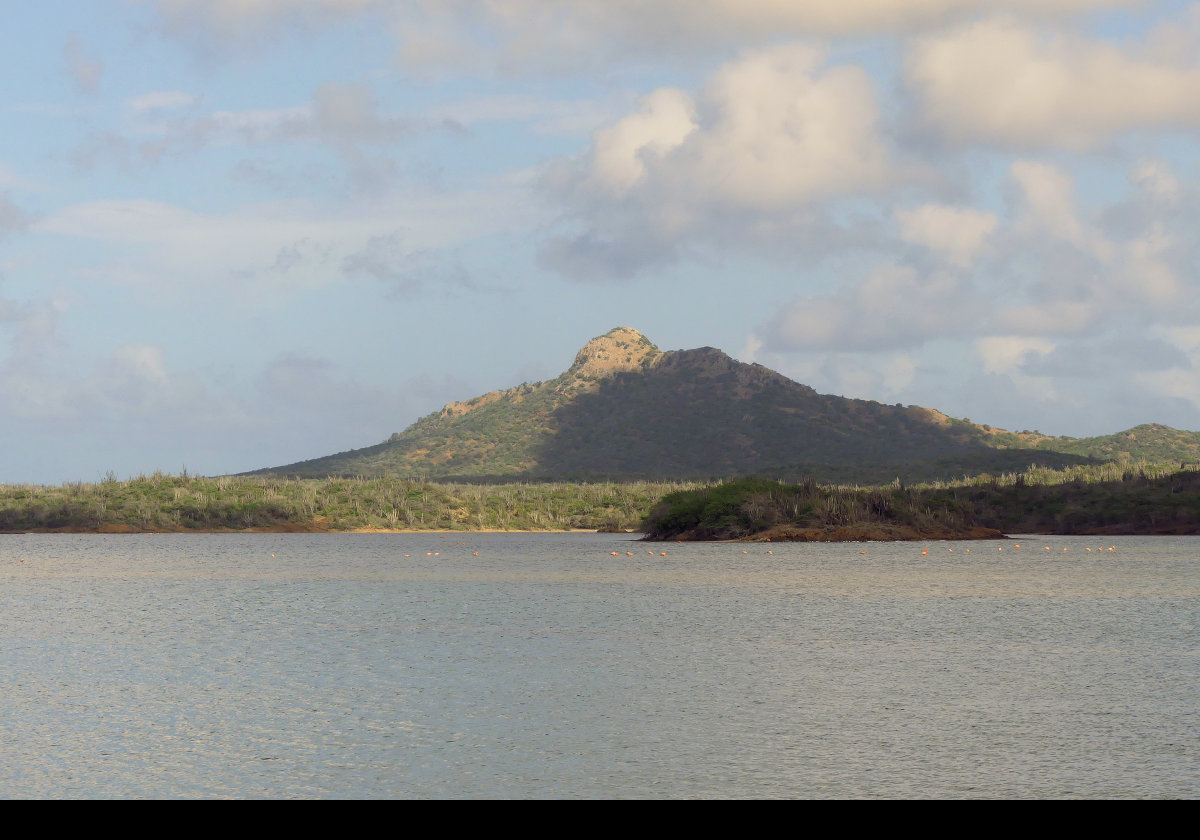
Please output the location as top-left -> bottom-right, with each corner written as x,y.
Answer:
3,0 -> 1200,483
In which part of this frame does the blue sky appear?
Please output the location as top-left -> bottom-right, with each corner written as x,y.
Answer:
3,0 -> 1200,483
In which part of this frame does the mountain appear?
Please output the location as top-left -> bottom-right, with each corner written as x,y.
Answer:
247,327 -> 1198,483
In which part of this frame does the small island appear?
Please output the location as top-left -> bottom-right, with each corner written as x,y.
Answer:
642,468 -> 1200,541
641,477 -> 1005,541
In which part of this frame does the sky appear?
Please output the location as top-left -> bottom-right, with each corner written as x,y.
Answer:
3,0 -> 1200,483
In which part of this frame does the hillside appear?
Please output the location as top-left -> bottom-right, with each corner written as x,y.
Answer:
248,327 -> 1197,483
1023,424 -> 1200,464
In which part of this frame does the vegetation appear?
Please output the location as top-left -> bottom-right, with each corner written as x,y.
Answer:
0,472 -> 699,533
7,460 -> 1198,538
642,477 -> 993,541
643,462 -> 1200,540
1023,423 -> 1200,464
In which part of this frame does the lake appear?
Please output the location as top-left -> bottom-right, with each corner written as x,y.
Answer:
1,532 -> 1197,798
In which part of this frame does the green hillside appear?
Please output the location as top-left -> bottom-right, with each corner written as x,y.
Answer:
1022,424 -> 1200,464
248,328 -> 1197,483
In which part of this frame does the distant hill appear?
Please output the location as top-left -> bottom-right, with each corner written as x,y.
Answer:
247,327 -> 1198,483
1023,424 -> 1200,465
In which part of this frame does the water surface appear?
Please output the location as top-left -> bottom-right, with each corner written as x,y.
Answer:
1,533 -> 1196,798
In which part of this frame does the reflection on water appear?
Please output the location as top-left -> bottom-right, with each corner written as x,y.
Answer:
0,533 -> 1197,798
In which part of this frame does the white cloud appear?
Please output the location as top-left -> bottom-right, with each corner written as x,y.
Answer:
992,301 -> 1104,336
976,335 -> 1056,375
737,334 -> 764,364
1162,326 -> 1200,354
1009,160 -> 1112,260
1141,365 -> 1200,408
975,335 -> 1058,401
907,14 -> 1200,150
681,45 -> 892,209
765,263 -> 978,352
997,159 -> 1197,326
1131,159 -> 1181,202
544,45 -> 895,278
1119,223 -> 1181,307
587,88 -> 697,195
0,307 -> 187,423
895,203 -> 997,267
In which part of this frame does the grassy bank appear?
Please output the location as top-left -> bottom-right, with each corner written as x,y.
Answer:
0,472 -> 701,533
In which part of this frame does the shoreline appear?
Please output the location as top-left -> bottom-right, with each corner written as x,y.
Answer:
2,525 -> 615,535
5,525 -> 1194,538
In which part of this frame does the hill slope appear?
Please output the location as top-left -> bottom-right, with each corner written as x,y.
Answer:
248,328 -> 1198,482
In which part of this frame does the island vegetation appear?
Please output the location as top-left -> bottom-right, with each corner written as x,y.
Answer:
642,462 -> 1200,541
3,461 -> 1199,538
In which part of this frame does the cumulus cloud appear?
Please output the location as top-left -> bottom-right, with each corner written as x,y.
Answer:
998,158 -> 1199,329
765,263 -> 983,353
586,88 -> 697,196
895,203 -> 997,266
976,335 -> 1056,375
906,14 -> 1200,150
1009,162 -> 1099,249
1131,159 -> 1181,203
1020,337 -> 1189,378
600,46 -> 890,208
755,150 -> 1200,426
0,295 -> 192,424
1139,327 -> 1200,415
544,45 -> 894,279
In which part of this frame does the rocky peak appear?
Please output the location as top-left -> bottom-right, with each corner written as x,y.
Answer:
567,327 -> 662,381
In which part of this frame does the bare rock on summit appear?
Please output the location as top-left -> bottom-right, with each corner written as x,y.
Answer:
565,327 -> 662,384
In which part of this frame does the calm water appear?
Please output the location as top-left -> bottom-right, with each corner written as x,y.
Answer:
0,532 -> 1197,799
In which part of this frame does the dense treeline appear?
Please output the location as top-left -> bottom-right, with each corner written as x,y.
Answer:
642,463 -> 1200,540
0,472 -> 698,533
